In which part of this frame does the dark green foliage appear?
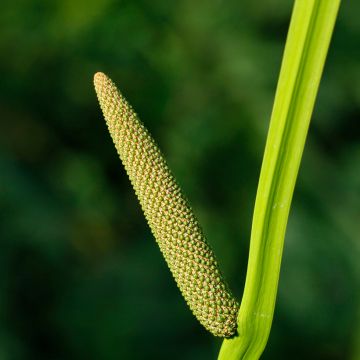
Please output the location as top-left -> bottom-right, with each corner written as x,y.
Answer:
0,0 -> 359,359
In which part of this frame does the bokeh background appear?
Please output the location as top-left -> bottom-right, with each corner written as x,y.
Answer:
0,0 -> 359,359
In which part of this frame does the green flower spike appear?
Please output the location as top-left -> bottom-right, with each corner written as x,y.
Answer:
94,72 -> 239,337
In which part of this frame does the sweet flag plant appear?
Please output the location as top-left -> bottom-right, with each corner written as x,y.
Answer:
94,0 -> 341,358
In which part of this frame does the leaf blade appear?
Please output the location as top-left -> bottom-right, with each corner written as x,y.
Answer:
219,1 -> 341,358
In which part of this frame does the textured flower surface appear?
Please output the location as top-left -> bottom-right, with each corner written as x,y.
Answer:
94,72 -> 239,337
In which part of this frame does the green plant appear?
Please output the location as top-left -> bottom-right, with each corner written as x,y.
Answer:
219,0 -> 341,358
94,0 -> 340,358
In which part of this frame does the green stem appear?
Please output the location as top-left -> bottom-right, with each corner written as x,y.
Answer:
218,1 -> 340,359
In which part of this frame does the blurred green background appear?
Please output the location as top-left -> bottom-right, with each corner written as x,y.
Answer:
0,0 -> 359,359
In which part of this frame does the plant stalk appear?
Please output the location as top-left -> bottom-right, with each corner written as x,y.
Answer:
218,0 -> 341,358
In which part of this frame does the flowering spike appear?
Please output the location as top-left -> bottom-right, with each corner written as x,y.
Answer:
94,72 -> 239,337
